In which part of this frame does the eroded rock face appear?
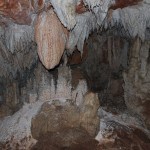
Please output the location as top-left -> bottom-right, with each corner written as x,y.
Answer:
109,0 -> 142,10
0,0 -> 32,25
81,33 -> 128,91
35,9 -> 68,69
0,65 -> 90,149
0,1 -> 150,149
31,128 -> 98,150
123,38 -> 150,129
98,122 -> 150,150
31,92 -> 100,139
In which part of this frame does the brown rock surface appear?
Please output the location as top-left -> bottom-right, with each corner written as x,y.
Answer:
98,124 -> 150,150
0,0 -> 32,25
109,0 -> 142,10
31,120 -> 150,150
31,92 -> 100,140
31,128 -> 98,150
80,92 -> 100,136
31,0 -> 45,13
35,9 -> 68,69
123,38 -> 150,129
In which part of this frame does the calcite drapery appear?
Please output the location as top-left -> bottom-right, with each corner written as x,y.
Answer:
35,9 -> 68,69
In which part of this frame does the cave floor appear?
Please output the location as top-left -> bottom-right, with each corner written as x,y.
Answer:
0,67 -> 150,150
32,105 -> 150,150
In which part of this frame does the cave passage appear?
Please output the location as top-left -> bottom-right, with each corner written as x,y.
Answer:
0,0 -> 150,149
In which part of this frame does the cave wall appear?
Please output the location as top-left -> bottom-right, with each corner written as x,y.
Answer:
81,32 -> 128,92
123,38 -> 150,129
0,1 -> 150,149
0,24 -> 38,116
75,31 -> 150,129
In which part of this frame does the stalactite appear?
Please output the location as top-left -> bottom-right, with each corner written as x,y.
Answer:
4,24 -> 34,54
35,9 -> 68,69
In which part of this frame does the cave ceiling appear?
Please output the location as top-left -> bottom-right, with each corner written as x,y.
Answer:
0,0 -> 150,70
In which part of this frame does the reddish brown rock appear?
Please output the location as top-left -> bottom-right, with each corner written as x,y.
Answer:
31,128 -> 98,150
35,9 -> 68,69
76,0 -> 88,14
109,0 -> 142,10
31,0 -> 47,13
31,92 -> 100,140
68,44 -> 88,65
0,0 -> 32,25
98,125 -> 150,150
31,121 -> 150,150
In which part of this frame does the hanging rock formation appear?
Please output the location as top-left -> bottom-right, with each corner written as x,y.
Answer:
35,9 -> 68,69
0,0 -> 150,149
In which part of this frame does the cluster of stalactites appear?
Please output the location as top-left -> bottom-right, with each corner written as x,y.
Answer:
50,0 -> 114,54
0,0 -> 148,71
33,0 -> 115,69
104,0 -> 150,41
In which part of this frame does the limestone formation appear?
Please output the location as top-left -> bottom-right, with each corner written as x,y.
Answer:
31,92 -> 100,139
0,0 -> 32,25
35,9 -> 68,69
0,0 -> 150,149
123,38 -> 150,129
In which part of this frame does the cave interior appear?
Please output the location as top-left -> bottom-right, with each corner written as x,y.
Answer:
0,0 -> 150,149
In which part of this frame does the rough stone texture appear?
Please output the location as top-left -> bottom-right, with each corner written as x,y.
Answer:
0,24 -> 37,77
0,24 -> 38,117
0,64 -> 90,149
0,0 -> 32,25
4,24 -> 34,54
81,33 -> 128,91
106,1 -> 150,41
123,38 -> 150,129
31,0 -> 46,13
35,9 -> 68,69
3,62 -> 87,115
30,125 -> 150,150
109,0 -> 142,10
80,92 -> 100,136
31,128 -> 98,150
76,0 -> 88,14
31,92 -> 100,139
0,1 -> 150,149
97,121 -> 150,150
95,106 -> 150,150
67,44 -> 88,65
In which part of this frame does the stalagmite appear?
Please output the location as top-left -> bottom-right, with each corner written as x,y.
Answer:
0,0 -> 150,149
35,9 -> 68,69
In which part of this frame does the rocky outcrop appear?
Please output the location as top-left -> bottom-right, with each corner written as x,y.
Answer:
31,128 -> 98,150
31,92 -> 100,139
0,65 -> 91,149
109,0 -> 142,10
